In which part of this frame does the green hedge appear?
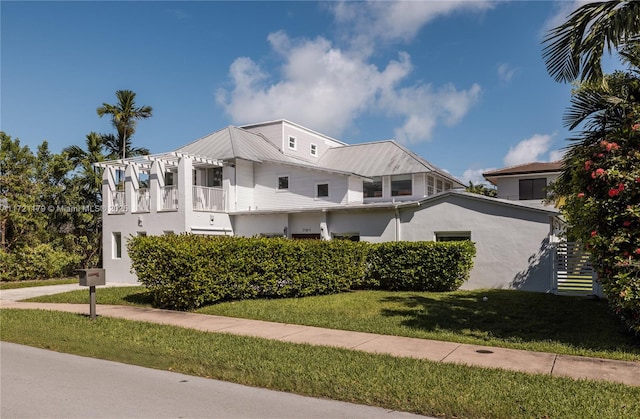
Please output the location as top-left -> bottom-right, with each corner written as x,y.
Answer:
367,241 -> 476,291
0,244 -> 81,281
128,235 -> 476,310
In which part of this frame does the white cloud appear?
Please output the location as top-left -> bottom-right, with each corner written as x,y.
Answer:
503,134 -> 555,166
497,63 -> 517,84
542,1 -> 594,36
330,1 -> 495,50
217,1 -> 490,142
460,168 -> 496,186
549,149 -> 566,162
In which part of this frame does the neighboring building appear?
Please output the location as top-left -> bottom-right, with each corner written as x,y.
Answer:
482,161 -> 563,206
98,120 -> 560,293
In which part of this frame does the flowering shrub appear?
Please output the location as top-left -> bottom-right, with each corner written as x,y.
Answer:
560,119 -> 640,335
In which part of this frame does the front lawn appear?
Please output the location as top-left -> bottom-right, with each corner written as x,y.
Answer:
27,287 -> 640,360
0,278 -> 77,290
1,309 -> 638,419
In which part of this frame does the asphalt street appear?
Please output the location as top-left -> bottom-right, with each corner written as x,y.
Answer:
1,342 -> 429,419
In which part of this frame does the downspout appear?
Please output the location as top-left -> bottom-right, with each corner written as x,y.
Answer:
394,206 -> 400,241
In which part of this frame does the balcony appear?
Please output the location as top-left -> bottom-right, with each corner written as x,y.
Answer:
108,191 -> 126,214
193,186 -> 225,211
135,188 -> 150,212
161,186 -> 179,210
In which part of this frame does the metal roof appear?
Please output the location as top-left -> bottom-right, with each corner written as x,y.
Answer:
174,126 -> 288,163
318,140 -> 464,186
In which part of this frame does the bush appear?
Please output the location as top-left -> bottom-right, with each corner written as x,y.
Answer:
367,241 -> 476,291
0,244 -> 81,281
128,235 -> 369,310
128,235 -> 475,310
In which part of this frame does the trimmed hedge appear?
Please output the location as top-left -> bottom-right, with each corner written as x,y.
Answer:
367,241 -> 476,291
128,235 -> 476,310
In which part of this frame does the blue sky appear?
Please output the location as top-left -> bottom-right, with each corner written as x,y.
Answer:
0,1 -> 612,184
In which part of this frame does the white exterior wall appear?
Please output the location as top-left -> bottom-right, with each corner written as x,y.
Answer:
348,176 -> 363,204
233,213 -> 289,237
398,196 -> 554,292
235,159 -> 255,211
252,163 -> 350,210
326,210 -> 396,242
495,173 -> 559,201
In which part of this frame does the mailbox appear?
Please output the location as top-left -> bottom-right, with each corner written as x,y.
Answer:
78,269 -> 106,286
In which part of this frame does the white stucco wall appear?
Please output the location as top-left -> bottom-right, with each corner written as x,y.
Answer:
325,210 -> 396,242
232,213 -> 289,237
398,195 -> 554,292
495,174 -> 559,201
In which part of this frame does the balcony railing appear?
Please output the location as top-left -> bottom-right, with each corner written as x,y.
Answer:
193,186 -> 225,211
109,191 -> 126,214
161,186 -> 179,210
135,188 -> 150,212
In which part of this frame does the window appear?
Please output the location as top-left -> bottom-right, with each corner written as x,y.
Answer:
444,182 -> 452,191
519,178 -> 547,200
427,176 -> 435,196
436,179 -> 443,193
436,232 -> 471,242
113,232 -> 122,259
163,231 -> 174,235
137,232 -> 147,237
164,172 -> 175,186
310,143 -> 318,157
363,176 -> 383,198
288,136 -> 297,150
193,167 -> 222,187
316,183 -> 329,198
391,175 -> 412,196
206,167 -> 223,187
278,176 -> 289,190
333,233 -> 360,241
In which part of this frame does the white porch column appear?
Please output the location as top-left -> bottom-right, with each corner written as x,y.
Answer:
125,163 -> 139,214
150,160 -> 165,213
178,156 -> 193,216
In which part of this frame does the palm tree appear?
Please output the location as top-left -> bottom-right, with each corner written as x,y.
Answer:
63,132 -> 106,202
97,90 -> 152,160
543,1 -> 640,84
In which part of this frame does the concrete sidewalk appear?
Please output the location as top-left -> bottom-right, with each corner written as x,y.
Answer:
1,294 -> 638,387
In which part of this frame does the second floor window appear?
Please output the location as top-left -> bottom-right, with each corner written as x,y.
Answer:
391,174 -> 412,196
278,176 -> 289,190
519,178 -> 547,200
288,136 -> 297,150
363,176 -> 383,198
317,183 -> 329,198
310,143 -> 318,157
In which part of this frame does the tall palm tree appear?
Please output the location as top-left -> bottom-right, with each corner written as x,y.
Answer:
97,90 -> 152,160
543,0 -> 640,84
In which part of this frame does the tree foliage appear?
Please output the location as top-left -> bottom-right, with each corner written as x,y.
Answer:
97,90 -> 152,159
543,1 -> 640,84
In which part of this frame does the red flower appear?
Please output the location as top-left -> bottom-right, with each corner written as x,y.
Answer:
584,160 -> 592,171
633,123 -> 640,131
635,248 -> 640,255
608,188 -> 620,197
577,192 -> 585,198
623,221 -> 632,227
591,231 -> 597,237
608,142 -> 620,151
618,183 -> 625,191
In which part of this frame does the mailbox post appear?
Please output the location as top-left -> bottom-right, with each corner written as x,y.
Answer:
78,269 -> 106,320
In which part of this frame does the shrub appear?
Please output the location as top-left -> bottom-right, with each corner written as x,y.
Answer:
0,244 -> 81,281
367,241 -> 476,291
128,235 -> 475,310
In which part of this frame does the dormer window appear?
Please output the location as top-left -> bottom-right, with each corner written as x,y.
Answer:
391,175 -> 412,196
310,143 -> 317,157
519,178 -> 546,200
288,136 -> 297,150
364,176 -> 383,198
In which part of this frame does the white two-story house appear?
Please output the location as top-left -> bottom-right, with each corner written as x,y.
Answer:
99,120 -> 561,293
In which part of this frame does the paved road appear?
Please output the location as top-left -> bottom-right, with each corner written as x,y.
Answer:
1,342 -> 429,419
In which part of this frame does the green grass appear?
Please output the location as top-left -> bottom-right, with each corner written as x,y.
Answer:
1,309 -> 638,419
28,287 -> 640,361
0,278 -> 77,289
